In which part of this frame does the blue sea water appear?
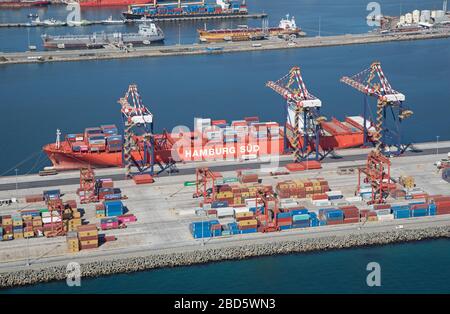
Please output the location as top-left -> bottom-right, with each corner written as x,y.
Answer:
3,239 -> 450,294
0,0 -> 449,294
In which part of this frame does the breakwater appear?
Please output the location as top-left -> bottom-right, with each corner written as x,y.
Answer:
2,225 -> 450,289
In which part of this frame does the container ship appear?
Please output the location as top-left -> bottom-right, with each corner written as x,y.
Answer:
198,15 -> 305,42
41,22 -> 164,49
43,115 -> 368,171
0,0 -> 50,7
122,0 -> 248,20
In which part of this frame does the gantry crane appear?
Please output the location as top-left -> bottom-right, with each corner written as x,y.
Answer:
193,167 -> 218,203
357,150 -> 394,204
266,66 -> 329,163
119,84 -> 178,178
341,61 -> 413,156
256,188 -> 280,232
45,199 -> 66,237
78,166 -> 97,204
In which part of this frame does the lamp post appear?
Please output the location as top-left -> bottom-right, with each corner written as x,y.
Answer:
437,136 -> 440,156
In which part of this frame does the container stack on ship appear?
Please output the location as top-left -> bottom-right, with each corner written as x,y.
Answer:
122,0 -> 248,20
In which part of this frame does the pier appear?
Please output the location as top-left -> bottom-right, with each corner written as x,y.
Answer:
0,141 -> 449,287
1,29 -> 449,65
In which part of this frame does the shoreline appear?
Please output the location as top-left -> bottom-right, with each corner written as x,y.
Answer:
2,224 -> 450,289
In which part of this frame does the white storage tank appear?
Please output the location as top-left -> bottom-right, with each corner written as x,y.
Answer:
420,10 -> 431,23
405,13 -> 413,24
399,15 -> 406,24
435,9 -> 445,19
431,10 -> 437,18
412,9 -> 420,23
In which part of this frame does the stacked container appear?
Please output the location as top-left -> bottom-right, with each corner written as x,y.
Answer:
238,219 -> 258,234
1,215 -> 13,240
319,208 -> 344,225
104,200 -> 124,217
275,179 -> 329,199
66,231 -> 79,253
276,212 -> 292,230
189,220 -> 219,239
392,205 -> 410,219
340,205 -> 360,224
100,217 -> 119,230
12,215 -> 23,239
77,224 -> 99,250
95,204 -> 106,218
291,214 -> 310,228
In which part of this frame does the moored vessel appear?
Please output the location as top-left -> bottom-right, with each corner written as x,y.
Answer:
41,22 -> 164,49
198,15 -> 305,42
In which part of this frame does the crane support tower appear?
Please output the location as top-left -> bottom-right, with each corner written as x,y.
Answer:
119,84 -> 155,178
266,66 -> 330,163
341,61 -> 413,156
46,199 -> 66,237
256,188 -> 280,232
78,166 -> 97,204
357,150 -> 394,204
193,167 -> 218,203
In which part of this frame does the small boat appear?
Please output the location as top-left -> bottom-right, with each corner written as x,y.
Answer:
67,20 -> 93,27
42,18 -> 67,27
101,16 -> 125,25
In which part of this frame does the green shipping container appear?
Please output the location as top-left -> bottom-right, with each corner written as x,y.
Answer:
292,214 -> 310,222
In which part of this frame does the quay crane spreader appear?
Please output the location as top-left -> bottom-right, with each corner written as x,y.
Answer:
341,61 -> 413,156
266,66 -> 330,164
119,84 -> 177,178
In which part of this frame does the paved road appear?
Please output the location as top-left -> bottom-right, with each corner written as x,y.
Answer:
0,146 -> 443,191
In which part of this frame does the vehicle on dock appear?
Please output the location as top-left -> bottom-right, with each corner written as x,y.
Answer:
122,0 -> 248,20
101,16 -> 125,25
198,15 -> 305,43
41,22 -> 164,50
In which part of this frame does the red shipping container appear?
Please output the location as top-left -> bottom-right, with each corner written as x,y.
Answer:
327,220 -> 344,225
133,174 -> 154,184
312,194 -> 328,200
343,218 -> 360,224
277,221 -> 292,227
25,194 -> 43,203
118,214 -> 137,224
285,163 -> 305,172
374,204 -> 391,210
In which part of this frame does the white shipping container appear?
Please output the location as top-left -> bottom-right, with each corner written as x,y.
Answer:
217,207 -> 235,217
377,214 -> 394,221
346,196 -> 363,203
331,200 -> 350,206
326,190 -> 342,197
233,207 -> 250,214
312,200 -> 332,207
376,209 -> 392,216
42,217 -> 62,224
178,209 -> 197,216
245,198 -> 257,208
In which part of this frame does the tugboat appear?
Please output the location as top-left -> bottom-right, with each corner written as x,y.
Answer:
198,15 -> 305,43
41,22 -> 164,49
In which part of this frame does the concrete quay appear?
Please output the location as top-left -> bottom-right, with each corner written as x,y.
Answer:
1,29 -> 449,65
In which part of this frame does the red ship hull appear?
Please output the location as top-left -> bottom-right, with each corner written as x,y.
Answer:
78,0 -> 150,7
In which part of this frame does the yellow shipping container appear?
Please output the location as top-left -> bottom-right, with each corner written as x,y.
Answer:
72,212 -> 81,219
95,214 -> 105,218
238,219 -> 258,227
305,186 -> 314,192
22,215 -> 32,221
368,216 -> 378,222
80,239 -> 98,246
23,231 -> 34,238
313,186 -> 322,192
235,212 -> 254,219
13,220 -> 23,227
2,219 -> 12,226
78,230 -> 98,238
68,218 -> 82,226
14,232 -> 23,239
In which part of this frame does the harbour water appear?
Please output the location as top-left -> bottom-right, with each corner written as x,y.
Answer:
3,239 -> 450,293
0,0 -> 449,294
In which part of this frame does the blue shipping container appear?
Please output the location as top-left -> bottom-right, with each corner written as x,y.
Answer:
240,228 -> 257,234
291,209 -> 308,215
428,204 -> 436,216
393,209 -> 410,219
279,225 -> 292,230
211,201 -> 228,208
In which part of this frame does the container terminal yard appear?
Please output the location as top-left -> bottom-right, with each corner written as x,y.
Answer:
1,62 -> 450,287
